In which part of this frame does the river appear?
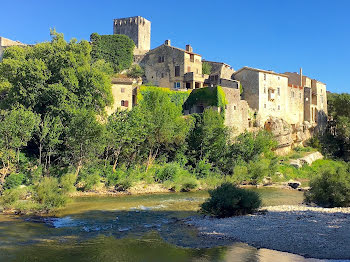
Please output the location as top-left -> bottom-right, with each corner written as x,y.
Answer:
0,188 -> 323,262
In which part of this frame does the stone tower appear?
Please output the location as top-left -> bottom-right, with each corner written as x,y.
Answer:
113,16 -> 151,55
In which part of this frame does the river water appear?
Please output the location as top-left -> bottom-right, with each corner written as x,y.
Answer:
0,188 -> 324,262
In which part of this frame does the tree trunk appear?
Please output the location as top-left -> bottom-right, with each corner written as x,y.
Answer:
39,143 -> 42,166
75,161 -> 82,177
112,147 -> 122,172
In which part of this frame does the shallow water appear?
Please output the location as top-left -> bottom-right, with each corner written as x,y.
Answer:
0,188 -> 327,262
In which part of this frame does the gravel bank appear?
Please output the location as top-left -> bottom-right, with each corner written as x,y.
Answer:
186,205 -> 350,260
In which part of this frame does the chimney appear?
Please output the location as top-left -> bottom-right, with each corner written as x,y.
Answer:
300,67 -> 303,87
164,39 -> 171,46
186,44 -> 193,53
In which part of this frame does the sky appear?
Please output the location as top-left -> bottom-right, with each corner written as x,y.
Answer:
1,0 -> 349,93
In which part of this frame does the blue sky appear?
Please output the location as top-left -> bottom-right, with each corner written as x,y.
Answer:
1,0 -> 349,93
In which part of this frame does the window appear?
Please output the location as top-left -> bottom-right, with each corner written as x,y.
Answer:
264,74 -> 266,80
277,87 -> 280,96
299,93 -> 302,99
190,54 -> 194,62
161,73 -> 164,78
278,105 -> 280,110
175,66 -> 180,77
174,82 -> 181,89
278,76 -> 280,80
158,56 -> 165,63
187,66 -> 191,72
234,105 -> 237,110
196,69 -> 199,74
121,100 -> 129,107
264,87 -> 266,94
264,104 -> 266,108
291,91 -> 295,98
121,88 -> 125,93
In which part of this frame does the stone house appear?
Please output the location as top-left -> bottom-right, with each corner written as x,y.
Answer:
140,40 -> 207,90
203,60 -> 236,88
105,78 -> 140,115
284,71 -> 328,130
233,67 -> 297,126
0,36 -> 26,61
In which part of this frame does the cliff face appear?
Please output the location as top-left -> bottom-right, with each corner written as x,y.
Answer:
264,116 -> 313,155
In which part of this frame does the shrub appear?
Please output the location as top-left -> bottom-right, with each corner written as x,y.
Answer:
304,167 -> 350,207
60,173 -> 76,194
194,159 -> 212,178
173,173 -> 198,192
34,177 -> 67,210
0,187 -> 30,208
127,64 -> 144,78
3,173 -> 25,189
201,183 -> 262,217
155,162 -> 187,182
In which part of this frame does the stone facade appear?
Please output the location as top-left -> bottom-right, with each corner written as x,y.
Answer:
221,87 -> 249,134
105,78 -> 140,115
284,71 -> 328,131
203,60 -> 235,87
0,36 -> 26,61
140,40 -> 206,90
113,16 -> 151,55
234,67 -> 298,126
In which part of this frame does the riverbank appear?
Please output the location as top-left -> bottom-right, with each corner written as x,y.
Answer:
185,205 -> 350,260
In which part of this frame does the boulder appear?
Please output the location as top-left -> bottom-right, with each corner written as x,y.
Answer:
289,159 -> 302,169
299,152 -> 323,165
288,180 -> 301,189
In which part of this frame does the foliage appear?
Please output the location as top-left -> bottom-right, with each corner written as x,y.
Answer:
34,177 -> 68,210
0,187 -> 31,209
138,87 -> 192,168
60,173 -> 76,194
202,62 -> 211,75
127,64 -> 144,78
138,86 -> 190,106
201,183 -> 262,217
183,86 -> 227,113
77,166 -> 102,191
3,173 -> 25,189
90,33 -> 134,72
305,167 -> 350,207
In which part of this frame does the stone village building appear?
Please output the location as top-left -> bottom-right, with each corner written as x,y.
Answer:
0,16 -> 328,152
111,16 -> 328,152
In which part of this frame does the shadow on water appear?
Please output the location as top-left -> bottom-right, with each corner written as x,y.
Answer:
0,189 -> 314,262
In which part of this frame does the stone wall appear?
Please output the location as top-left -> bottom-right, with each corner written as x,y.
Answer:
234,69 -> 260,110
222,87 -> 249,134
113,16 -> 151,55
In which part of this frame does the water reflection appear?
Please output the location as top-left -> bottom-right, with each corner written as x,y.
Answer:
0,189 -> 330,262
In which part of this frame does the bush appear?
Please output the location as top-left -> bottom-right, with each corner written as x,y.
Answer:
201,183 -> 262,217
0,187 -> 30,208
155,162 -> 187,182
304,167 -> 350,207
34,177 -> 67,210
127,64 -> 144,78
60,173 -> 76,194
173,173 -> 198,192
194,159 -> 212,178
3,173 -> 25,189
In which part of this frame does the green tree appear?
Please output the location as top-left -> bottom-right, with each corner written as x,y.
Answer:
106,107 -> 146,171
90,33 -> 135,72
138,87 -> 191,169
0,107 -> 40,182
65,109 -> 105,176
127,64 -> 144,78
202,62 -> 212,75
